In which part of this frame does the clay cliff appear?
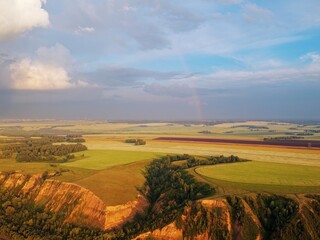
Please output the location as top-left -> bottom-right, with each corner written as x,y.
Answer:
0,171 -> 149,232
105,195 -> 148,230
1,171 -> 319,240
0,171 -> 107,230
135,194 -> 320,240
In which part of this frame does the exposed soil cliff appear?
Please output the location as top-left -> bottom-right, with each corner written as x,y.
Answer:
0,171 -> 107,230
0,171 -> 150,232
105,194 -> 148,230
136,193 -> 320,240
1,171 -> 319,240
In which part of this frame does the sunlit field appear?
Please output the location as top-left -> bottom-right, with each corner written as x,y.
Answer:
194,161 -> 320,194
84,134 -> 320,167
1,120 -> 320,205
63,149 -> 160,170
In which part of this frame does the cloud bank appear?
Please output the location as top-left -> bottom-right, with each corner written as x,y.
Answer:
9,59 -> 71,90
0,0 -> 49,40
9,44 -> 87,90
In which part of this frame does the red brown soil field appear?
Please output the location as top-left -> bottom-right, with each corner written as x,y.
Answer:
154,137 -> 320,148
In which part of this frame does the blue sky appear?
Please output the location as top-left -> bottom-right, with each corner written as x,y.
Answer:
0,0 -> 320,120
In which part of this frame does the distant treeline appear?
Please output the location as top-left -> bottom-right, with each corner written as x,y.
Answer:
168,154 -> 243,169
0,136 -> 87,162
264,136 -> 304,141
304,129 -> 320,133
15,143 -> 87,162
198,130 -> 213,134
231,125 -> 269,129
124,139 -> 146,145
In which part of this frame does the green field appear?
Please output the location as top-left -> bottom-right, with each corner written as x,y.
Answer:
63,150 -> 161,170
63,160 -> 151,205
1,120 -> 320,205
0,149 -> 161,205
194,161 -> 320,194
83,134 -> 320,167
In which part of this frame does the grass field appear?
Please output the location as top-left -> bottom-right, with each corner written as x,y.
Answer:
1,120 -> 320,205
0,150 -> 162,205
64,160 -> 151,205
194,161 -> 320,195
0,158 -> 57,174
84,135 -> 320,167
196,161 -> 320,186
63,150 -> 161,170
57,150 -> 161,204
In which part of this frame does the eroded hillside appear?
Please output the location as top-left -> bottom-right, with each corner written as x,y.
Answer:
0,171 -> 106,230
136,194 -> 320,240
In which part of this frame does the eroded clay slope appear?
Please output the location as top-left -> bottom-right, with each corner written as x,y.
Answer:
0,171 -> 106,230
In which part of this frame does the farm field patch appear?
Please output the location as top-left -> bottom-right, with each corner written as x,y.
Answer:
69,160 -> 151,205
84,135 -> 320,167
62,149 -> 161,170
194,161 -> 320,194
0,158 -> 57,174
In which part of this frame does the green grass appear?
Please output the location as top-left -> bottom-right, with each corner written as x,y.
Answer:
0,158 -> 54,174
0,149 -> 162,205
196,162 -> 320,186
193,161 -> 320,195
67,160 -> 151,205
85,136 -> 320,167
62,149 -> 161,170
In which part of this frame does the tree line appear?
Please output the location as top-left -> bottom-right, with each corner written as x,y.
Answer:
0,136 -> 87,162
124,139 -> 146,145
166,153 -> 243,169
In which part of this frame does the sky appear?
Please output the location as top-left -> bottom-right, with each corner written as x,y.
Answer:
0,0 -> 320,121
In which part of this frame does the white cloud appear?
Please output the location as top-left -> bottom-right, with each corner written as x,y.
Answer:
190,61 -> 320,89
74,26 -> 95,34
144,53 -> 320,92
216,0 -> 242,5
9,58 -> 72,90
242,3 -> 273,24
123,5 -> 136,12
300,52 -> 320,64
0,0 -> 49,40
8,44 -> 88,90
36,43 -> 72,66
